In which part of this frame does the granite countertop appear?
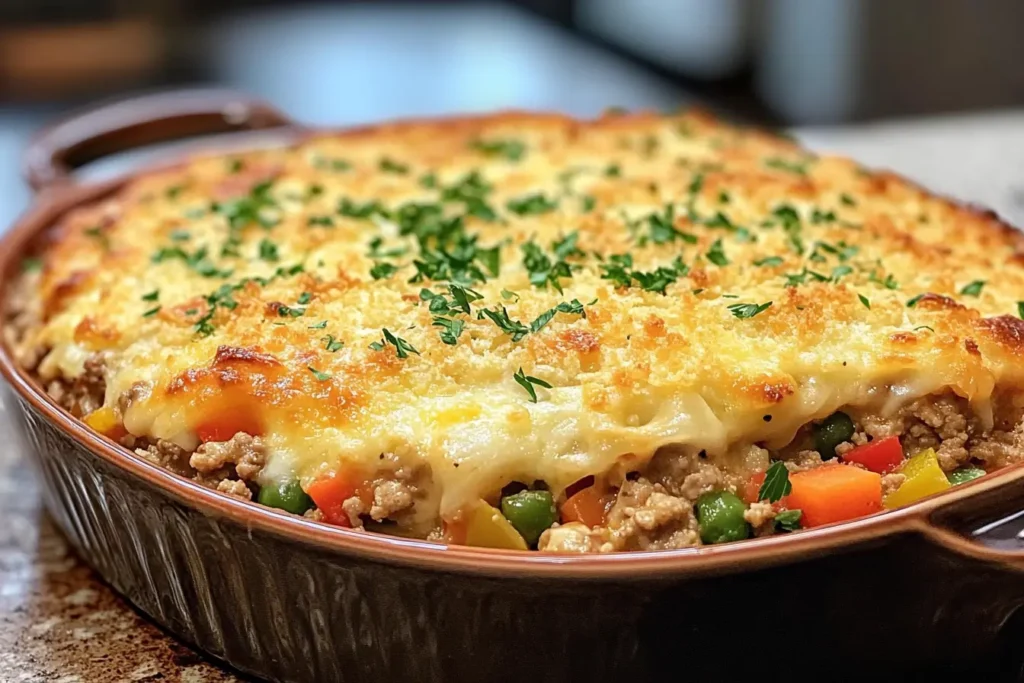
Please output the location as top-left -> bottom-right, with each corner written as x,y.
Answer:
1,109 -> 1023,682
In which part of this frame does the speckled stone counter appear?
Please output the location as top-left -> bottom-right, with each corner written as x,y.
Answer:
0,390 -> 245,682
1,110 -> 1024,682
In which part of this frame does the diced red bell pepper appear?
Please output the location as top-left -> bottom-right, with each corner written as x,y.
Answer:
306,470 -> 364,527
195,411 -> 264,443
841,436 -> 904,474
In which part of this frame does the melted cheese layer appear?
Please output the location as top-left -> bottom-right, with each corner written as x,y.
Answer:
15,109 -> 1024,520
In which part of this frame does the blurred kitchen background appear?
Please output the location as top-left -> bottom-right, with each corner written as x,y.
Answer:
1,0 -> 1024,227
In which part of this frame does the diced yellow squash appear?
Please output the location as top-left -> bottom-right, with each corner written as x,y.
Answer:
84,406 -> 121,436
463,501 -> 528,550
883,448 -> 950,509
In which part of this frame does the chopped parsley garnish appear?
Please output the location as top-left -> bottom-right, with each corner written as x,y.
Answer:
440,171 -> 496,222
308,215 -> 335,227
914,325 -> 934,333
810,208 -> 837,224
308,366 -> 331,381
600,253 -> 688,294
322,335 -> 344,352
170,229 -> 191,242
501,289 -> 520,302
20,257 -> 42,273
858,294 -> 871,309
312,156 -> 351,171
367,236 -> 409,259
718,191 -> 730,204
370,262 -> 399,280
644,204 -> 695,245
830,265 -> 853,282
772,204 -> 804,255
530,299 -> 586,334
604,163 -> 621,177
297,292 -> 312,305
754,256 -> 784,267
906,294 -> 926,308
521,239 -> 576,293
258,238 -> 279,262
338,197 -> 388,219
277,304 -> 306,318
419,172 -> 438,189
379,157 -> 409,174
506,193 -> 559,216
775,509 -> 802,532
728,301 -> 772,319
764,157 -> 808,175
580,195 -> 597,213
784,269 -> 828,287
513,367 -> 552,403
1018,302 -> 1024,320
869,271 -> 899,290
478,306 -> 529,342
142,306 -> 161,318
84,226 -> 110,250
959,280 -> 985,297
758,461 -> 792,502
226,158 -> 244,174
470,138 -> 526,161
369,329 -> 419,358
309,320 -> 328,329
840,193 -> 857,206
213,180 -> 278,231
432,316 -> 464,345
705,239 -> 729,266
141,289 -> 160,302
151,245 -> 233,278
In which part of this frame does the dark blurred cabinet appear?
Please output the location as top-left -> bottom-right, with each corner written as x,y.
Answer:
0,0 -> 179,100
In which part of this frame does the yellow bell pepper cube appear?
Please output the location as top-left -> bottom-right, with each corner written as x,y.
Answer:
883,448 -> 950,509
83,405 -> 125,439
463,501 -> 528,550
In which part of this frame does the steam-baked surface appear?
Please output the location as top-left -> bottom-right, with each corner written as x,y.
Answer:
8,109 -> 1024,543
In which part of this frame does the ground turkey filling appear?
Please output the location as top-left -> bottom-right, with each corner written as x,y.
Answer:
33,354 -> 1024,552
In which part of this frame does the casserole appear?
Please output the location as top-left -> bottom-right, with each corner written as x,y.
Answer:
4,90 -> 1024,680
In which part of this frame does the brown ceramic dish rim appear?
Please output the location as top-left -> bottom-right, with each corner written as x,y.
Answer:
3,89 -> 1024,579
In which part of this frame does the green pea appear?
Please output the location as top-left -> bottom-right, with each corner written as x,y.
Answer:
696,491 -> 750,544
947,467 -> 986,486
257,479 -> 313,515
814,411 -> 855,459
500,490 -> 557,546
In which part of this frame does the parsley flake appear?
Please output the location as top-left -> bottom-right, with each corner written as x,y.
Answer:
141,289 -> 160,302
764,157 -> 808,175
370,262 -> 399,280
1018,302 -> 1024,320
513,367 -> 552,403
322,335 -> 344,352
906,294 -> 926,308
478,306 -> 529,342
530,299 -> 586,334
728,301 -> 772,319
309,320 -> 328,329
775,509 -> 802,532
142,306 -> 161,318
258,239 -> 279,262
432,316 -> 465,345
960,280 -> 985,297
470,138 -> 526,161
705,239 -> 729,266
308,366 -> 331,381
858,294 -> 871,309
754,256 -> 784,267
758,461 -> 792,502
370,329 -> 419,359
379,157 -> 409,174
506,193 -> 559,216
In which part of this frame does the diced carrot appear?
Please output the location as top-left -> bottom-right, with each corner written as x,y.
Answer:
841,436 -> 904,474
787,463 -> 882,528
195,411 -> 264,443
306,470 -> 365,527
560,486 -> 613,527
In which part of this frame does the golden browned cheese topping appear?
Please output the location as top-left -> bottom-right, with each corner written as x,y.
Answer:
14,110 -> 1024,525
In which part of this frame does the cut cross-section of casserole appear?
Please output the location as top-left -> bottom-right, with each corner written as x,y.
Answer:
7,110 -> 1024,552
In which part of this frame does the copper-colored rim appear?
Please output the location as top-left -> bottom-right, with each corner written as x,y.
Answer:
4,127 -> 1024,579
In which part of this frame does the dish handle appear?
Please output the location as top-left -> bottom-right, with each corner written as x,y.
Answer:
915,464 -> 1024,566
21,88 -> 295,193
